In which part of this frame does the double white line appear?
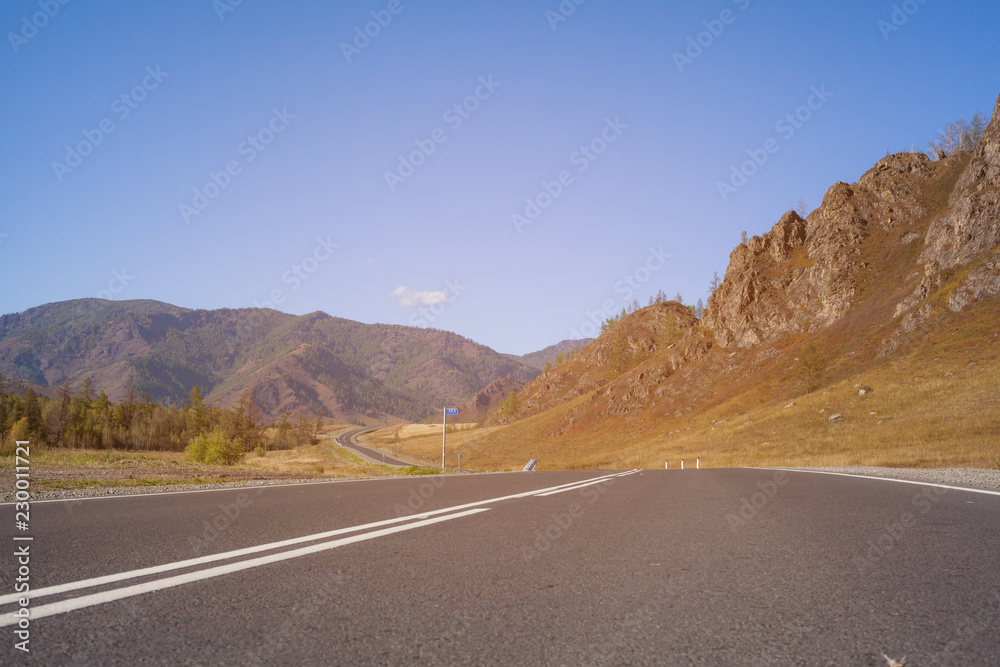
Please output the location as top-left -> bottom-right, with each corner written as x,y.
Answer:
0,471 -> 636,626
534,469 -> 639,496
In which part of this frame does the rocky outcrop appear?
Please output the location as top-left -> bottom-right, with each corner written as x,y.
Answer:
703,211 -> 807,348
456,377 -> 524,422
705,148 -> 969,348
470,94 -> 1000,450
949,250 -> 1000,312
489,302 -> 702,424
702,94 -> 1000,358
907,94 -> 1000,315
923,94 -> 1000,270
887,95 -> 1000,330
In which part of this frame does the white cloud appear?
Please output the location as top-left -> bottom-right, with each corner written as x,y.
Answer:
390,286 -> 449,307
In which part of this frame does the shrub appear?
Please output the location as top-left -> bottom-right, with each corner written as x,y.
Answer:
185,436 -> 208,462
10,417 -> 31,446
185,428 -> 245,465
401,465 -> 439,476
0,436 -> 15,457
797,342 -> 827,393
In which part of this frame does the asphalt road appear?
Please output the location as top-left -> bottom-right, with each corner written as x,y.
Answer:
334,428 -> 413,467
2,469 -> 999,665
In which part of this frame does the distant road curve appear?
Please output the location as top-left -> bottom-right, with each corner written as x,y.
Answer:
334,428 -> 414,467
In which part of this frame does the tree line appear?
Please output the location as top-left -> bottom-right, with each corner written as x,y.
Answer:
928,112 -> 988,159
600,283 -> 716,335
0,375 -> 324,456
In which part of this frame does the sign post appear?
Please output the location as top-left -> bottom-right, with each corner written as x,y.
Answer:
442,408 -> 458,471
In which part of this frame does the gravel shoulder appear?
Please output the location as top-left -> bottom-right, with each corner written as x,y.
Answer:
782,466 -> 1000,493
9,464 -> 1000,504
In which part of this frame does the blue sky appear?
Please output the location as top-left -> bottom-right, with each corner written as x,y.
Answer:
2,0 -> 998,355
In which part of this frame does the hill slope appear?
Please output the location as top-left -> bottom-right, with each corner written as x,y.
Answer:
515,339 -> 594,370
0,300 -> 540,424
419,95 -> 1000,470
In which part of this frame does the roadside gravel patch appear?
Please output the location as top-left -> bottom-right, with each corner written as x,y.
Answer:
788,466 -> 1000,493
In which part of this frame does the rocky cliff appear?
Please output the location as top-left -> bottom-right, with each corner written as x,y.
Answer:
488,302 -> 704,424
911,94 -> 1000,313
487,93 -> 1000,446
703,147 -> 974,348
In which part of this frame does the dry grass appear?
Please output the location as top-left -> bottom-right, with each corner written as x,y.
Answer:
3,448 -> 190,469
365,424 -> 517,470
244,441 -> 396,477
391,423 -> 477,439
241,425 -> 401,476
611,353 -> 998,470
384,309 -> 999,472
0,426 -> 399,492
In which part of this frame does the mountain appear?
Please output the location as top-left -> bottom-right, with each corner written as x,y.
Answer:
467,94 -> 1000,469
515,338 -> 594,370
451,377 -> 525,423
0,300 -> 540,424
426,339 -> 598,423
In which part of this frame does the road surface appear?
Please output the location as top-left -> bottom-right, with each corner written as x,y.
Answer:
2,469 -> 999,665
334,428 -> 413,467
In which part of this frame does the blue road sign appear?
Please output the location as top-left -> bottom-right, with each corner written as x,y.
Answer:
445,408 -> 459,416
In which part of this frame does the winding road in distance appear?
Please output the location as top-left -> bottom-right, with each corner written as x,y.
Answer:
334,427 -> 413,467
2,468 -> 999,664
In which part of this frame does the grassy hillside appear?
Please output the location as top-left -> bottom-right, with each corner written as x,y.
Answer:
383,305 -> 998,470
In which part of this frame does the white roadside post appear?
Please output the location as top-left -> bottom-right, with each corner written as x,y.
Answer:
665,461 -> 668,469
697,457 -> 700,469
681,459 -> 684,470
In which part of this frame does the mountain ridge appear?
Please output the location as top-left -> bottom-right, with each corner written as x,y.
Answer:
0,299 -> 543,424
513,338 -> 594,370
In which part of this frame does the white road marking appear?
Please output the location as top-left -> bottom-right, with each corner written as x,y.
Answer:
0,477 -> 386,506
1,469 -> 614,507
0,472 -> 628,607
0,508 -> 490,628
768,468 -> 1000,497
534,470 -> 641,496
0,509 -> 466,606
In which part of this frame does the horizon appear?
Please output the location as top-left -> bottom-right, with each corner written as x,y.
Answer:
2,0 -> 999,355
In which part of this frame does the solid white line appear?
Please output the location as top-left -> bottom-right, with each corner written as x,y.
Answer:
0,509 -> 489,628
1,468 -> 608,507
0,471 -> 628,606
0,509 -> 456,606
534,470 -> 640,496
767,468 -> 1000,497
0,477 -> 383,506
